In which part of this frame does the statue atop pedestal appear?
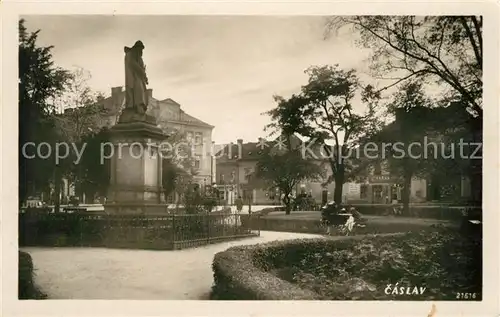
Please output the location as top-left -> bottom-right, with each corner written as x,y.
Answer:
104,41 -> 166,216
119,40 -> 156,124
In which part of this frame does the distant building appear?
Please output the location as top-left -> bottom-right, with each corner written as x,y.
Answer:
101,87 -> 215,185
348,104 -> 474,204
61,87 -> 215,203
215,135 -> 337,205
215,107 -> 475,206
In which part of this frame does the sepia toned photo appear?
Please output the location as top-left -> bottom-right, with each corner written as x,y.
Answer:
2,2 -> 499,316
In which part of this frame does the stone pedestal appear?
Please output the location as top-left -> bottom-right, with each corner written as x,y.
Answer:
104,116 -> 167,215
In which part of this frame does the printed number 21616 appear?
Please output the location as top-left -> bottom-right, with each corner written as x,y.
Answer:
456,293 -> 477,299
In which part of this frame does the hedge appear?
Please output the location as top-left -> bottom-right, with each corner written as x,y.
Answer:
211,243 -> 320,300
211,227 -> 480,300
211,234 -> 400,300
19,251 -> 47,299
350,204 -> 481,221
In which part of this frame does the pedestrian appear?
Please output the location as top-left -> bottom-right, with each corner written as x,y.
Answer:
321,201 -> 337,235
235,195 -> 243,213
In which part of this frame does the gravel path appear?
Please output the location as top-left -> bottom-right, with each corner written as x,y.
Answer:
22,231 -> 323,300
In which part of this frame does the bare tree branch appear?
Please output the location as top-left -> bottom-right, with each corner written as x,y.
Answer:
460,16 -> 482,69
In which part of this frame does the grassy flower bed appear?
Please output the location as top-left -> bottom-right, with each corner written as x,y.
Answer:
211,226 -> 481,300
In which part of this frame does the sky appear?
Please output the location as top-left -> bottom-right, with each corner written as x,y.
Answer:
23,15 -> 372,145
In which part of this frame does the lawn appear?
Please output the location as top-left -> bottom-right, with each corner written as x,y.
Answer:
262,211 -> 452,225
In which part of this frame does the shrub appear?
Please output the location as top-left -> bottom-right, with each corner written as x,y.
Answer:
211,243 -> 319,300
202,196 -> 218,213
351,204 -> 481,221
19,251 -> 47,299
211,226 -> 481,300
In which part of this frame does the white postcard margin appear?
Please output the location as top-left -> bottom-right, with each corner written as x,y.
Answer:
1,1 -> 499,317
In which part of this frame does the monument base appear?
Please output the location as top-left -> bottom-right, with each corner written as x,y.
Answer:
104,118 -> 167,216
118,107 -> 157,125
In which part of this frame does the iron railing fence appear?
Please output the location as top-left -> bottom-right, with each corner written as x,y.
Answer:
19,212 -> 260,250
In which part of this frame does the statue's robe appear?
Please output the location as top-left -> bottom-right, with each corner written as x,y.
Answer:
124,47 -> 148,112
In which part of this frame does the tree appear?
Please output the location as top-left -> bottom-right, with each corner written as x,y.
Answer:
160,129 -> 197,210
77,127 -> 112,202
326,16 -> 482,117
330,16 -> 483,204
367,81 -> 478,212
18,18 -> 71,204
253,149 -> 324,214
266,65 -> 382,204
53,67 -> 107,201
378,81 -> 436,214
54,67 -> 106,142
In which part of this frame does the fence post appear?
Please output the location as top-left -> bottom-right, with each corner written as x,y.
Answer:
171,214 -> 176,250
206,212 -> 210,245
257,214 -> 261,236
79,216 -> 83,247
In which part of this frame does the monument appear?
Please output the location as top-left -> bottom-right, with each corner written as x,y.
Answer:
104,41 -> 167,215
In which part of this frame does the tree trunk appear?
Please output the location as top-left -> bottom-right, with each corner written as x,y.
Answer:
333,163 -> 345,205
54,165 -> 61,213
283,195 -> 291,215
401,170 -> 412,216
469,119 -> 482,205
469,162 -> 482,205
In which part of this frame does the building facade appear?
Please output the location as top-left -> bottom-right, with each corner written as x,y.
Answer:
215,136 -> 336,206
215,132 -> 471,206
61,86 -> 215,203
346,104 -> 474,204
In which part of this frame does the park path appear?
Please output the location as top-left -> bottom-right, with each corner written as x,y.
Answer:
22,231 -> 324,300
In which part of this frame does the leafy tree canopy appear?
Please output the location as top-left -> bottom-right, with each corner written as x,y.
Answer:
326,16 -> 482,117
18,18 -> 71,202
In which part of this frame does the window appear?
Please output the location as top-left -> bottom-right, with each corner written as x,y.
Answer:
374,162 -> 382,175
193,155 -> 201,169
186,131 -> 194,142
194,132 -> 203,145
218,189 -> 226,200
269,190 -> 276,200
360,185 -> 368,199
166,193 -> 176,204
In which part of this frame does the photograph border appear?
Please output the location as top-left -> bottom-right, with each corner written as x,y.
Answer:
2,1 -> 499,316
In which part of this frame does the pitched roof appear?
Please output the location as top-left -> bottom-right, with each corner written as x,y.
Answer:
161,98 -> 181,106
98,89 -> 213,128
179,110 -> 214,128
215,134 -> 326,163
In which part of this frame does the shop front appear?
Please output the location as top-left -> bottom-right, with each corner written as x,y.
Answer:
366,175 -> 400,204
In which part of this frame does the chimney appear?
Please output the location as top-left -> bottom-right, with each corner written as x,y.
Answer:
234,139 -> 243,160
147,88 -> 153,99
111,86 -> 123,107
111,86 -> 122,97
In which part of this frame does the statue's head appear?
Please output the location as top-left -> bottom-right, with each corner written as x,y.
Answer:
132,40 -> 145,56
